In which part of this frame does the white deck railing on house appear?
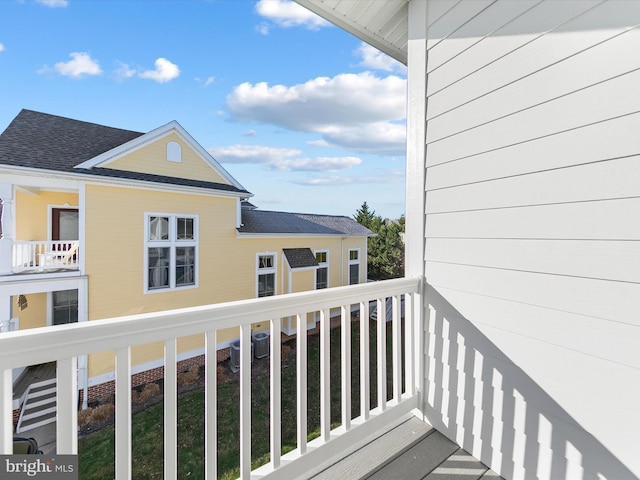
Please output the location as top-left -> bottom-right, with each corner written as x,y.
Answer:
0,277 -> 422,480
12,241 -> 80,272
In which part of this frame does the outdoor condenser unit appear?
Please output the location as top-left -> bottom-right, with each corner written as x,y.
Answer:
252,331 -> 270,359
229,340 -> 254,373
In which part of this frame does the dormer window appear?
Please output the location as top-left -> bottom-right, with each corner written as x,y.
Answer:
167,141 -> 182,163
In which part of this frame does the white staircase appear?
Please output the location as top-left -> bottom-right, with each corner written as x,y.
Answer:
16,378 -> 56,433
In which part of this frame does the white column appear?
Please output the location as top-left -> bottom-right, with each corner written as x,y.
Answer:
406,0 -> 429,411
0,184 -> 15,275
405,0 -> 428,280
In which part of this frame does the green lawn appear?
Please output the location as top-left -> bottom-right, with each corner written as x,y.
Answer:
78,318 -> 400,479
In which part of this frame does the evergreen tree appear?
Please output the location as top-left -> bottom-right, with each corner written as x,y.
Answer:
354,202 -> 404,280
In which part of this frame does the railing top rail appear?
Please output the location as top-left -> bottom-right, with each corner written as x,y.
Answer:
0,276 -> 422,369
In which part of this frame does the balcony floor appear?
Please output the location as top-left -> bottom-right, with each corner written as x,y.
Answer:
307,416 -> 502,480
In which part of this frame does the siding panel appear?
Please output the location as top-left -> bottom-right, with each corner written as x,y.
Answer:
427,198 -> 640,240
426,155 -> 640,213
427,68 -> 640,164
426,113 -> 640,189
420,1 -> 640,476
426,238 -> 640,284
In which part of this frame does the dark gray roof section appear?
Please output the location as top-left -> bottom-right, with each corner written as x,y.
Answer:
283,248 -> 319,269
0,109 -> 250,195
238,209 -> 374,236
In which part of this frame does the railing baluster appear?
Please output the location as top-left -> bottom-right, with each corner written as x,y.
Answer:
1,368 -> 12,454
115,348 -> 132,479
270,318 -> 282,469
296,313 -> 308,454
165,339 -> 178,480
205,330 -> 217,480
405,293 -> 415,396
377,298 -> 386,411
239,324 -> 252,480
340,305 -> 351,430
392,295 -> 402,402
320,308 -> 331,442
360,301 -> 370,420
57,357 -> 78,454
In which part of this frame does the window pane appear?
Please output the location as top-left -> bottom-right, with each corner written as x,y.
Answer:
149,217 -> 169,241
349,264 -> 359,285
148,247 -> 170,289
52,289 -> 78,325
259,255 -> 273,269
176,246 -> 195,286
316,267 -> 328,289
177,217 -> 194,240
316,252 -> 326,263
258,273 -> 275,297
349,250 -> 358,261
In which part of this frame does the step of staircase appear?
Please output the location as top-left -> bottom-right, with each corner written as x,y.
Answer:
16,378 -> 56,433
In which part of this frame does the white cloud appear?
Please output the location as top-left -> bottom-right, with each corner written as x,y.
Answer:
209,144 -> 302,165
36,0 -> 68,7
114,62 -> 137,81
226,72 -> 406,155
43,52 -> 102,78
355,43 -> 406,74
204,76 -> 216,87
0,43 -> 5,52
255,0 -> 329,32
271,156 -> 361,172
139,58 -> 180,83
294,169 -> 404,186
208,144 -> 361,172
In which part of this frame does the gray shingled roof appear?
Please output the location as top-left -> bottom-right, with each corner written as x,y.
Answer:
283,248 -> 319,269
238,209 -> 374,236
0,109 -> 249,194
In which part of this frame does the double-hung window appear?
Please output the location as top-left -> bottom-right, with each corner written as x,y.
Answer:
146,214 -> 197,292
315,250 -> 328,289
348,249 -> 360,285
257,253 -> 276,297
52,289 -> 78,325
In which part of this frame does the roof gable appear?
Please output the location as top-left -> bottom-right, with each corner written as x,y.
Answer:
76,120 -> 245,190
0,110 -> 250,196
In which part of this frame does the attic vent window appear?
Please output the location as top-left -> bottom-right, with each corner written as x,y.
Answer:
167,141 -> 182,163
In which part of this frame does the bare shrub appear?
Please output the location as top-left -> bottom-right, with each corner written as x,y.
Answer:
89,404 -> 115,423
217,364 -> 233,384
138,382 -> 160,402
77,408 -> 93,426
281,343 -> 292,359
177,366 -> 200,386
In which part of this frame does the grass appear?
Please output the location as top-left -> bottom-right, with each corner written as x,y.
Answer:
78,317 -> 401,479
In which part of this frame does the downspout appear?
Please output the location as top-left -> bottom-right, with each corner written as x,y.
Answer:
340,237 -> 345,285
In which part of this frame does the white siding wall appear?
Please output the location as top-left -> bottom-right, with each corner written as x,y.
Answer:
419,1 -> 640,478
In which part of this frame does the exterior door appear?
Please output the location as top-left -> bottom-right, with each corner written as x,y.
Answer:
52,208 -> 79,241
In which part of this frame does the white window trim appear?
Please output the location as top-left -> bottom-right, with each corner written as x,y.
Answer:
256,251 -> 277,298
348,248 -> 360,285
144,213 -> 199,294
315,249 -> 329,289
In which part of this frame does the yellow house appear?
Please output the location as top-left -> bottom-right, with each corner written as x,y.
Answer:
0,109 -> 372,421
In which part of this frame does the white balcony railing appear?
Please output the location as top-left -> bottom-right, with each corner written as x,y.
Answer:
11,240 -> 80,272
0,277 -> 422,479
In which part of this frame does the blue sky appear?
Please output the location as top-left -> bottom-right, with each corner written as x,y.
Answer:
0,0 -> 407,219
